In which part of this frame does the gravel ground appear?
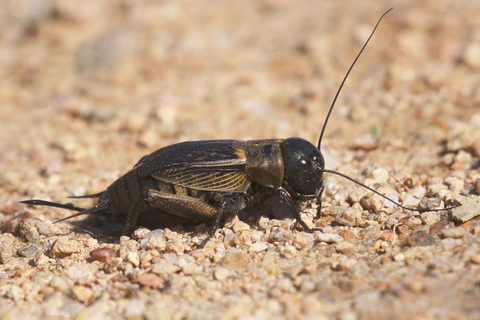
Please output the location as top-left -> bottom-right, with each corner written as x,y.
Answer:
1,1 -> 480,319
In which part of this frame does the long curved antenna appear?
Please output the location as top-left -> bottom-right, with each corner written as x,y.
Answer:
317,8 -> 393,149
322,168 -> 458,212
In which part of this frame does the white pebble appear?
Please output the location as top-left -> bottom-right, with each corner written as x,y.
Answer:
441,227 -> 466,239
214,267 -> 231,281
249,242 -> 268,253
393,253 -> 405,262
127,252 -> 140,267
315,232 -> 344,244
282,244 -> 297,258
371,168 -> 389,183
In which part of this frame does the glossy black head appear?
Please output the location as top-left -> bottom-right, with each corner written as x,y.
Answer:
280,137 -> 325,199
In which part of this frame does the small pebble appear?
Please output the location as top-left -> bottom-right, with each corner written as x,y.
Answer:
166,240 -> 185,255
233,231 -> 251,246
90,248 -> 117,262
462,42 -> 480,65
249,242 -> 268,253
362,224 -> 381,238
214,267 -> 231,281
293,233 -> 313,249
181,262 -> 197,275
268,228 -> 292,243
455,150 -> 472,165
403,196 -> 421,207
349,187 -> 367,203
372,240 -> 382,250
441,226 -> 466,239
426,182 -> 447,197
444,176 -> 464,192
72,285 -> 93,304
151,260 -> 180,278
132,228 -> 150,240
177,255 -> 195,267
384,193 -> 399,208
393,253 -> 405,262
119,236 -> 131,244
127,252 -> 140,267
353,135 -> 379,150
50,276 -> 68,292
371,167 -> 389,183
66,262 -> 91,281
282,244 -> 297,258
335,241 -> 354,253
31,271 -> 53,287
412,185 -> 427,199
18,241 -> 44,258
360,195 -> 385,213
232,220 -> 250,233
381,231 -> 395,242
315,232 -> 344,244
50,236 -> 82,258
339,230 -> 355,241
336,207 -> 362,227
452,196 -> 480,223
34,252 -> 49,266
473,223 -> 480,235
17,217 -> 41,241
420,211 -> 441,226
137,273 -> 165,289
441,238 -> 458,245
142,235 -> 167,251
404,217 -> 423,229
470,254 -> 480,265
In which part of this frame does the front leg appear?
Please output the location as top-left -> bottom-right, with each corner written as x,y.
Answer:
316,185 -> 324,219
278,189 -> 312,233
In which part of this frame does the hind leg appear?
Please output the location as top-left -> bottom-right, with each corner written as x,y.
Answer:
122,201 -> 141,236
146,190 -> 247,248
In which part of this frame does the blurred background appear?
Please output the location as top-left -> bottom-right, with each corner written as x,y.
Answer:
1,0 -> 480,203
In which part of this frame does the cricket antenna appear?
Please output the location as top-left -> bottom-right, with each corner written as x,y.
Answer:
317,8 -> 393,149
322,169 -> 458,212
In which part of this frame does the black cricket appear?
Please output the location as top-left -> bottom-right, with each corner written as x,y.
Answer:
22,9 -> 437,246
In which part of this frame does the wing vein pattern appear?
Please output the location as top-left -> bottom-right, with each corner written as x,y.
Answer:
136,140 -> 249,192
